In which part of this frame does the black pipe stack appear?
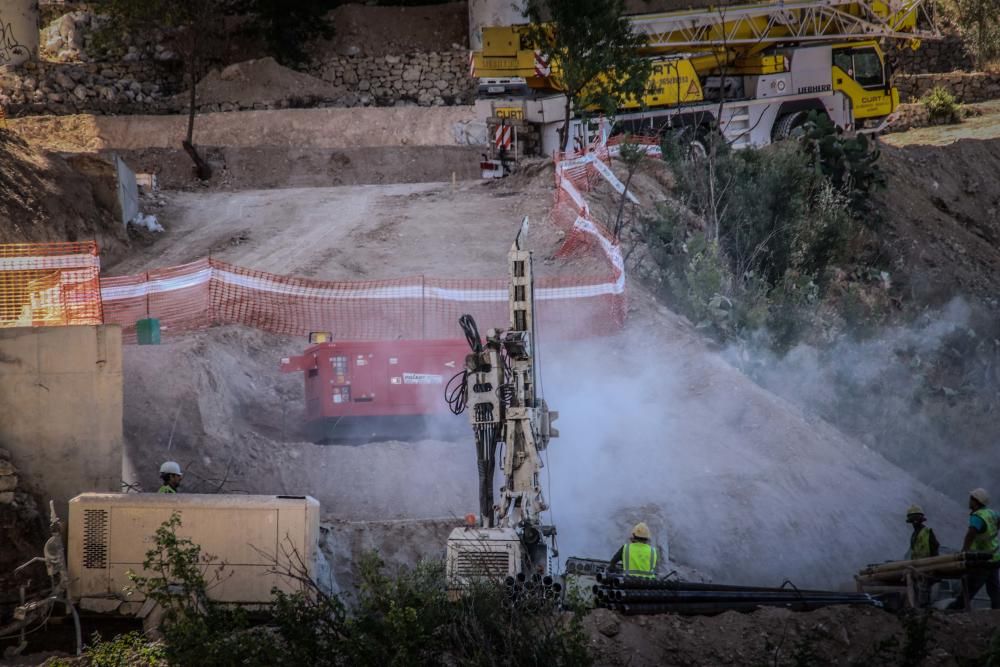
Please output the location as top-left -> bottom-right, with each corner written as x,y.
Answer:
592,573 -> 882,616
504,572 -> 563,611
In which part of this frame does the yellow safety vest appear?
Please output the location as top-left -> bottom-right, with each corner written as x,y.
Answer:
158,485 -> 176,494
910,526 -> 933,559
970,508 -> 999,561
623,542 -> 657,578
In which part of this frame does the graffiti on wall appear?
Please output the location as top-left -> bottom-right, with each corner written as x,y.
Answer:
0,18 -> 29,64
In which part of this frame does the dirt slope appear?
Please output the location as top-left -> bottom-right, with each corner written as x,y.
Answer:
103,178 -> 553,279
878,136 -> 1000,304
0,130 -> 128,261
120,289 -> 965,589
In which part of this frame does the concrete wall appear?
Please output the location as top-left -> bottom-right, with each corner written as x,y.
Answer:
0,0 -> 39,66
0,325 -> 123,516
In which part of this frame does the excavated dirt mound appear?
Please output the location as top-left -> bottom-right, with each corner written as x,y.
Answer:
0,130 -> 128,263
183,58 -> 344,108
584,606 -> 1000,666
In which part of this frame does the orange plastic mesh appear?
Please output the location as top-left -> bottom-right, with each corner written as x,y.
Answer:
101,259 -> 624,342
0,242 -> 102,328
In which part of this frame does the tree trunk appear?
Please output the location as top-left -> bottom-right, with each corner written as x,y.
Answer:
184,56 -> 212,181
613,170 -> 635,240
559,95 -> 572,155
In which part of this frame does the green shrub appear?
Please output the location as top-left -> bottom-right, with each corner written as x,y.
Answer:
921,86 -> 962,125
123,516 -> 592,667
641,138 -> 858,345
84,632 -> 167,667
798,111 -> 886,222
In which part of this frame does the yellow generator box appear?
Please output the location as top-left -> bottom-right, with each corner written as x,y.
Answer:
68,493 -> 320,608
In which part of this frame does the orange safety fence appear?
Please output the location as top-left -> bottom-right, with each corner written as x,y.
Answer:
0,242 -> 103,327
100,258 -> 625,341
3,139 -> 637,341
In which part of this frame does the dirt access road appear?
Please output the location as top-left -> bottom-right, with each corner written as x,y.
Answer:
884,100 -> 1000,146
106,179 -> 553,280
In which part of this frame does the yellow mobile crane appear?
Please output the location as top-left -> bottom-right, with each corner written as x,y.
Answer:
472,0 -> 938,175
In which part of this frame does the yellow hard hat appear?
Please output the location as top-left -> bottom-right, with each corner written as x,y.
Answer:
631,522 -> 651,540
971,488 -> 990,506
906,504 -> 924,520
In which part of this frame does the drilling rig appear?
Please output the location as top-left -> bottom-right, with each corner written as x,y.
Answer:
445,218 -> 559,592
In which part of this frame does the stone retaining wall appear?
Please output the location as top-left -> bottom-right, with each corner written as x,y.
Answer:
895,72 -> 1000,104
309,50 -> 475,107
886,32 -> 975,75
0,60 -> 182,115
0,49 -> 476,116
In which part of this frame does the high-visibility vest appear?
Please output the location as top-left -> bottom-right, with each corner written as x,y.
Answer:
623,541 -> 657,578
970,508 -> 999,561
158,485 -> 176,494
910,526 -> 933,559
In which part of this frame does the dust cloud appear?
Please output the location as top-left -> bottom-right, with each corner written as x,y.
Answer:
537,307 -> 966,589
727,298 -> 1000,509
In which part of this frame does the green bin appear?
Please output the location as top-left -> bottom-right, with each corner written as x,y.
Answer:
136,318 -> 161,345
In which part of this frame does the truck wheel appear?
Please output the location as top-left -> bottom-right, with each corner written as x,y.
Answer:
675,126 -> 709,160
772,111 -> 811,141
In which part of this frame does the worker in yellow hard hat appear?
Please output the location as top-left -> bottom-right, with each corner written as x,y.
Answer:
906,504 -> 939,559
949,488 -> 1000,610
609,522 -> 659,579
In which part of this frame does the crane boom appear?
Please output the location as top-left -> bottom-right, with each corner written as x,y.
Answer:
630,0 -> 937,50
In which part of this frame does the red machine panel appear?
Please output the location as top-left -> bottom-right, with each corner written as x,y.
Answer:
281,339 -> 469,421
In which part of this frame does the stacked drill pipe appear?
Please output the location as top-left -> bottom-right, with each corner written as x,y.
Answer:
856,552 -> 997,586
593,574 -> 880,616
503,573 -> 563,612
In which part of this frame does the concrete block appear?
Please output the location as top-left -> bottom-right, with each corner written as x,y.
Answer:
0,325 -> 123,516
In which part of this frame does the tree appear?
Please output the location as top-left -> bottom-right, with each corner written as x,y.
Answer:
97,0 -> 224,179
611,136 -> 647,240
226,0 -> 335,66
522,0 -> 652,153
953,0 -> 1000,69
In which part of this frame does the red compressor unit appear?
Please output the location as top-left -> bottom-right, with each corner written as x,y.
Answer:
280,334 -> 470,441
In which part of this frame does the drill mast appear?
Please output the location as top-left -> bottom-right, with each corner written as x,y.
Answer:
461,218 -> 558,542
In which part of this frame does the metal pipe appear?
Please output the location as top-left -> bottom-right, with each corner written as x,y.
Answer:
859,561 -> 998,582
861,552 -> 992,576
607,588 -> 874,602
617,597 -> 878,616
543,575 -> 554,587
600,576 -> 842,595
